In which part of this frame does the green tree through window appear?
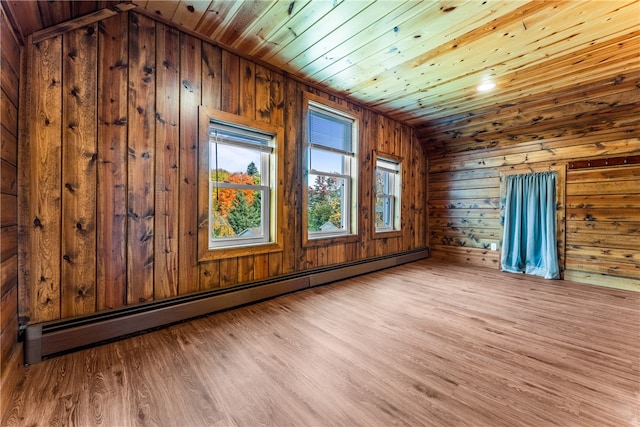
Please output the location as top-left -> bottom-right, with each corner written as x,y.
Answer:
227,190 -> 261,235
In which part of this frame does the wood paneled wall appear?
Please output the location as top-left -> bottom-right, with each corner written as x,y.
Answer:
420,69 -> 640,291
1,0 -> 23,412
18,11 -> 428,324
565,162 -> 640,290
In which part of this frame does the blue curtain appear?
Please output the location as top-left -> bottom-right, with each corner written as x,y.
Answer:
501,172 -> 559,279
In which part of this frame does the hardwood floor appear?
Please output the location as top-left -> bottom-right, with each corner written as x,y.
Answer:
3,260 -> 639,426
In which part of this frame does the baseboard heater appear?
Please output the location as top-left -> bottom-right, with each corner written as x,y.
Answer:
24,248 -> 429,364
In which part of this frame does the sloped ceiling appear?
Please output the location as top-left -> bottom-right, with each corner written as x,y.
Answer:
3,0 -> 639,130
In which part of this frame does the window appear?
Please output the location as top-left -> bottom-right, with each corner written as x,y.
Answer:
208,122 -> 273,249
374,154 -> 401,233
198,107 -> 283,261
305,96 -> 358,241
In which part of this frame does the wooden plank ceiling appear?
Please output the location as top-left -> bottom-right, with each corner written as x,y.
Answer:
3,0 -> 639,130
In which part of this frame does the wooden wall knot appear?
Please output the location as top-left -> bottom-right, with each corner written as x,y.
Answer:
182,80 -> 194,92
110,60 -> 127,71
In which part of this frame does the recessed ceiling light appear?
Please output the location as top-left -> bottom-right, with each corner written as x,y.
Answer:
477,81 -> 496,92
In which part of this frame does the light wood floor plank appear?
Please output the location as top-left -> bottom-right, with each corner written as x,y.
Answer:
3,260 -> 639,426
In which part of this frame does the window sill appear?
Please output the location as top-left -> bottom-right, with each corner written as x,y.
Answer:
199,242 -> 283,262
303,233 -> 360,248
372,230 -> 402,239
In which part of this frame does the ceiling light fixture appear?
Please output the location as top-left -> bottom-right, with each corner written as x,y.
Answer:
477,81 -> 496,92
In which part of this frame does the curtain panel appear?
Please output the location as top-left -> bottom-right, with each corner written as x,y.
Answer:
501,172 -> 560,279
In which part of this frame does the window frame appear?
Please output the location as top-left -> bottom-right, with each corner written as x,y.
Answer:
372,151 -> 403,238
208,122 -> 272,249
302,92 -> 360,247
198,106 -> 284,261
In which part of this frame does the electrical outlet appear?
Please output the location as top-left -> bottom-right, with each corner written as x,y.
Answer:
491,243 -> 497,251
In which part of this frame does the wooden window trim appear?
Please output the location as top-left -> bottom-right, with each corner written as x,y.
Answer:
302,91 -> 361,248
372,150 -> 403,239
198,106 -> 284,261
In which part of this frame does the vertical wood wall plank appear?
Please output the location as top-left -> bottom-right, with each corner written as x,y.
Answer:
281,78 -> 299,273
97,13 -> 128,311
219,258 -> 237,287
255,65 -> 271,124
373,114 -> 388,257
239,58 -> 255,120
400,124 -> 413,250
303,247 -> 316,270
201,42 -> 221,109
61,24 -> 98,317
30,35 -> 63,322
237,255 -> 254,284
236,58 -> 256,279
178,33 -> 201,294
317,245 -> 327,267
268,71 -> 284,277
154,23 -> 180,300
199,261 -> 220,290
253,64 -> 271,280
359,110 -> 375,259
198,42 -> 222,289
253,255 -> 269,281
221,49 -> 240,115
393,122 -> 402,159
18,36 -> 34,323
327,243 -> 345,266
414,130 -> 427,251
127,13 -> 156,304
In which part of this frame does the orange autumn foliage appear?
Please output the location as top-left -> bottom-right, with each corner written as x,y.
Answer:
211,172 -> 255,217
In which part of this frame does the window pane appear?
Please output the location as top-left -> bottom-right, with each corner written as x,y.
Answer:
375,169 -> 390,195
211,143 -> 262,184
375,156 -> 400,232
309,147 -> 344,174
213,126 -> 270,147
307,174 -> 345,232
309,109 -> 351,152
375,196 -> 392,228
207,119 -> 275,250
210,188 -> 263,239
